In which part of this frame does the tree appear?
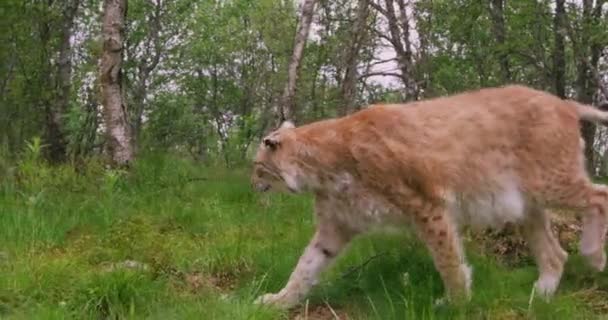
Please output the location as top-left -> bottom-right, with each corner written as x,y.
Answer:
277,0 -> 317,124
338,0 -> 370,116
488,0 -> 511,83
46,0 -> 81,163
1,0 -> 605,170
552,0 -> 566,98
126,0 -> 166,143
100,0 -> 133,166
369,0 -> 420,100
124,0 -> 194,143
566,0 -> 606,174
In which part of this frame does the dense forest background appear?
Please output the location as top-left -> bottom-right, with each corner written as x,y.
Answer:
1,0 -> 607,171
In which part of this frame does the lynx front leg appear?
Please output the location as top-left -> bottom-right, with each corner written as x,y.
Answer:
255,222 -> 352,309
414,205 -> 472,303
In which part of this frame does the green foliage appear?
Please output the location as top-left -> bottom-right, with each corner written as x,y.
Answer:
2,0 -> 607,165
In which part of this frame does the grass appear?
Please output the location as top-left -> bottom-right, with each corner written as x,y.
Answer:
1,153 -> 608,319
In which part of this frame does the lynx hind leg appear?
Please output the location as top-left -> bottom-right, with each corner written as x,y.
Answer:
414,204 -> 472,303
579,184 -> 608,271
550,181 -> 608,271
521,207 -> 568,299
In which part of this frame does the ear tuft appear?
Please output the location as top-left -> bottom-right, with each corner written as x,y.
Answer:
280,121 -> 295,129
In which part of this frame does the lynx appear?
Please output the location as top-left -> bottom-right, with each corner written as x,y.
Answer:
251,85 -> 608,308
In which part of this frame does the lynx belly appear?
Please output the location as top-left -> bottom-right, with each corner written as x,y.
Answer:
447,177 -> 527,230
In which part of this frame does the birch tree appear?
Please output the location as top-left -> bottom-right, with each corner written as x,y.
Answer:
338,0 -> 370,116
277,0 -> 317,124
100,0 -> 134,166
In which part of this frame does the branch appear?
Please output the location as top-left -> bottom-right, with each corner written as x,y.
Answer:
368,1 -> 389,17
359,71 -> 403,79
340,252 -> 389,279
368,57 -> 399,67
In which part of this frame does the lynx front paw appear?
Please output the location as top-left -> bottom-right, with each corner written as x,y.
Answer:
534,274 -> 560,300
254,292 -> 299,309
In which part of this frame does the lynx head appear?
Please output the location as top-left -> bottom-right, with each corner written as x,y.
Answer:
251,121 -> 305,193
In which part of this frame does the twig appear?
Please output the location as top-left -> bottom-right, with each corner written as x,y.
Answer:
324,301 -> 341,320
340,252 -> 389,279
359,71 -> 403,80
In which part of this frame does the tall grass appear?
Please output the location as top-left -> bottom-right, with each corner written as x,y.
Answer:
0,152 -> 605,319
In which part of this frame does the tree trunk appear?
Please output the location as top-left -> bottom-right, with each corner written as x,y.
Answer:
488,0 -> 511,83
577,0 -> 604,175
47,0 -> 81,163
369,0 -> 418,100
38,6 -> 60,163
552,0 -> 566,98
277,0 -> 317,124
338,0 -> 369,116
100,0 -> 133,167
129,0 -> 164,143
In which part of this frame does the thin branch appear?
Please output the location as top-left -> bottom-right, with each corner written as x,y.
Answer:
368,1 -> 389,17
359,71 -> 403,79
368,57 -> 399,67
340,252 -> 388,279
324,301 -> 341,319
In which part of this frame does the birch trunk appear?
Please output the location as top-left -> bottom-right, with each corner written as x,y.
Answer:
100,0 -> 133,166
278,0 -> 317,124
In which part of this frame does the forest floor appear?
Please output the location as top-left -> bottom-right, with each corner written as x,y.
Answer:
2,154 -> 608,319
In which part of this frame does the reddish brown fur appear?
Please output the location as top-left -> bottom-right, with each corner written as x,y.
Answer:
251,84 -> 608,308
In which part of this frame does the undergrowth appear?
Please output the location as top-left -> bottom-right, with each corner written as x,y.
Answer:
0,152 -> 607,319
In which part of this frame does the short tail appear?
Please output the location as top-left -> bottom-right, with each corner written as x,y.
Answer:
570,100 -> 608,124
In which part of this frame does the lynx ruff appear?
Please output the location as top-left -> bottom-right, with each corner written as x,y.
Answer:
250,85 -> 608,309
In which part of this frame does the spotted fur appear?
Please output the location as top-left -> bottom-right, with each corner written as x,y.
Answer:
251,85 -> 608,309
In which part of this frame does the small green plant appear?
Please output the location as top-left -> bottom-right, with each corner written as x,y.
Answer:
14,137 -> 51,192
23,136 -> 45,162
102,168 -> 128,193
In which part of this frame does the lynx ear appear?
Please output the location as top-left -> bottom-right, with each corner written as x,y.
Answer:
263,136 -> 280,150
280,121 -> 295,129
